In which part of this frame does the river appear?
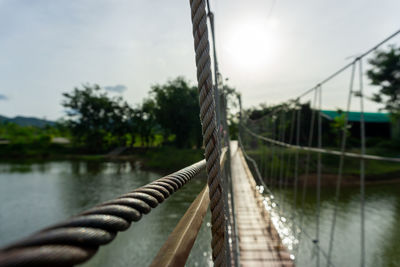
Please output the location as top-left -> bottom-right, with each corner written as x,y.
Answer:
1,160 -> 399,266
0,160 -> 212,267
272,182 -> 400,267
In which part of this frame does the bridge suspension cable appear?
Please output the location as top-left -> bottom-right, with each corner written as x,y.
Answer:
188,0 -> 227,265
296,28 -> 400,99
243,126 -> 400,163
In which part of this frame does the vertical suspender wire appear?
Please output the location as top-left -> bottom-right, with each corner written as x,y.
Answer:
258,118 -> 266,183
188,1 -> 226,265
223,93 -> 240,267
262,115 -> 270,183
269,109 -> 278,189
282,103 -> 297,213
358,58 -> 366,267
275,108 -> 284,191
316,85 -> 323,267
238,94 -> 242,143
292,101 -> 302,256
221,93 -> 233,266
326,63 -> 356,267
278,110 -> 287,214
274,108 -> 283,193
206,0 -> 220,130
293,101 -> 301,212
295,88 -> 318,264
263,115 -> 271,183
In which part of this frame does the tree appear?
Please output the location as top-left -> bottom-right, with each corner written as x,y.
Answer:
150,77 -> 202,148
367,45 -> 400,139
131,99 -> 158,147
62,84 -> 132,152
329,109 -> 351,147
219,84 -> 240,139
367,45 -> 400,114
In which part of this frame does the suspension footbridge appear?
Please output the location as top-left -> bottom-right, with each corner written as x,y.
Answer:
0,0 -> 399,266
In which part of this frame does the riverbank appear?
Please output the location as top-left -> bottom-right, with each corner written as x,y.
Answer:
246,147 -> 400,186
295,172 -> 400,186
0,144 -> 204,174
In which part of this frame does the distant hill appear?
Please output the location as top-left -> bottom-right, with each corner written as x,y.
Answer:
0,115 -> 55,127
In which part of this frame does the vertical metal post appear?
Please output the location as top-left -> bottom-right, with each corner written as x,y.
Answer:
238,94 -> 242,128
358,59 -> 366,267
220,93 -> 232,266
206,0 -> 220,129
316,86 -> 322,267
222,90 -> 240,267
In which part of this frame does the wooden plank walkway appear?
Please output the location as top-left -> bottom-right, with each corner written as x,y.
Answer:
230,141 -> 294,267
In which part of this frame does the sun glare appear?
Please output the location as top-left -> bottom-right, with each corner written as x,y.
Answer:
225,19 -> 279,71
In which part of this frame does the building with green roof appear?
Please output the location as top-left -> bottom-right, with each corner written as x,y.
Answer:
321,110 -> 391,138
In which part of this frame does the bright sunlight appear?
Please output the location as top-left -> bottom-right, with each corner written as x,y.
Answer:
225,19 -> 279,71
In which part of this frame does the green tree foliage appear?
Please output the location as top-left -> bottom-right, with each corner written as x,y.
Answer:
61,78 -> 238,151
220,84 -> 240,140
367,45 -> 400,140
0,122 -> 49,146
329,110 -> 351,146
150,77 -> 202,148
0,121 -> 70,157
367,45 -> 400,114
62,84 -> 132,152
0,121 -> 68,145
131,99 -> 158,147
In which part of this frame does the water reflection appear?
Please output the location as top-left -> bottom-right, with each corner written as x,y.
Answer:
262,183 -> 400,267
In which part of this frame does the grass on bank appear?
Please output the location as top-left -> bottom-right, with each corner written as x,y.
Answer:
140,146 -> 204,172
246,146 -> 400,181
0,143 -> 204,174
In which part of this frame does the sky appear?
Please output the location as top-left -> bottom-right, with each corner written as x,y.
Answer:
0,0 -> 399,120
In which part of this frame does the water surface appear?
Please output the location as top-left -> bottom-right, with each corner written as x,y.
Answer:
270,182 -> 400,267
0,160 -> 212,266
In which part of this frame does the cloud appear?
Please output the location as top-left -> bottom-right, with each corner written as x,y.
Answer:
104,84 -> 127,93
0,94 -> 8,101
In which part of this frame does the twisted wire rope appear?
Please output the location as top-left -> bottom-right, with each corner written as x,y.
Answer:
189,0 -> 226,265
0,160 -> 206,267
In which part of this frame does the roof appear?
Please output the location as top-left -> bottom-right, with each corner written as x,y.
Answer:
321,110 -> 390,123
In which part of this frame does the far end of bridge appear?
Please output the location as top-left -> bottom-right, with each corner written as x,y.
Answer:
230,141 -> 294,267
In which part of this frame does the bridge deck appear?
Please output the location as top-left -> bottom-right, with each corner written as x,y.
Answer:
231,141 -> 294,267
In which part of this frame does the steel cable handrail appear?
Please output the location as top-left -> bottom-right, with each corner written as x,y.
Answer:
243,125 -> 400,163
